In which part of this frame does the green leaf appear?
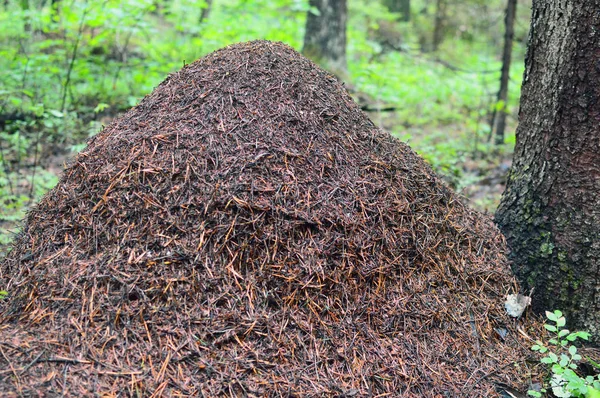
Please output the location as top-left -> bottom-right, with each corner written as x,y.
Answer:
545,324 -> 558,332
527,391 -> 542,397
567,333 -> 582,341
48,109 -> 64,118
308,6 -> 320,16
569,346 -> 578,356
558,330 -> 570,338
560,354 -> 570,367
553,364 -> 565,374
557,317 -> 567,327
0,290 -> 7,299
546,311 -> 559,322
587,387 -> 600,398
94,103 -> 109,113
567,333 -> 578,341
577,332 -> 591,340
564,369 -> 587,393
563,368 -> 580,380
494,99 -> 506,112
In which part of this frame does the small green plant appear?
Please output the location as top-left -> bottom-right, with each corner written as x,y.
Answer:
0,290 -> 7,299
528,310 -> 600,398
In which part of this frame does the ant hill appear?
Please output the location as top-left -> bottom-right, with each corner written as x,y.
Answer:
0,41 -> 536,396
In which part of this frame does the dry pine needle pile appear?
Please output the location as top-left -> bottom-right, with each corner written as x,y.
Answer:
1,41 -> 538,397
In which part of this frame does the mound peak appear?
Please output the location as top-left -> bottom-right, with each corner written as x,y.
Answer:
1,41 -> 535,396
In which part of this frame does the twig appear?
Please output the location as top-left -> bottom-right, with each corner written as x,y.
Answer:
60,0 -> 89,113
0,103 -> 16,196
38,357 -> 91,364
61,364 -> 70,397
360,105 -> 399,113
0,344 -> 21,392
382,42 -> 499,75
111,5 -> 152,89
20,350 -> 45,374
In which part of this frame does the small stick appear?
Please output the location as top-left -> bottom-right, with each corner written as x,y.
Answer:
20,350 -> 45,374
0,345 -> 21,391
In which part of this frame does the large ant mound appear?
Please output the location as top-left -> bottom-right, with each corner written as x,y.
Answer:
1,41 -> 535,396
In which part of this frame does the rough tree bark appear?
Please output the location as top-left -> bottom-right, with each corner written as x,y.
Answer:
384,0 -> 410,22
303,0 -> 347,74
496,1 -> 600,340
490,0 -> 517,145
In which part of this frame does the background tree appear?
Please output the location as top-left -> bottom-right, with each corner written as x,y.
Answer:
199,0 -> 212,23
490,0 -> 516,145
303,0 -> 347,74
384,0 -> 410,22
431,0 -> 446,52
496,1 -> 600,340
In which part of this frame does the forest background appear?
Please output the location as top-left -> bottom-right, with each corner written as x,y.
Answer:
0,0 -> 532,249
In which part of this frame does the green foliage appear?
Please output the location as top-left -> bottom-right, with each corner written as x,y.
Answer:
0,168 -> 58,219
348,1 -> 525,190
528,310 -> 600,398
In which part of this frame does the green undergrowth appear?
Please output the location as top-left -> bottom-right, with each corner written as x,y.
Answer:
529,310 -> 600,398
0,0 -> 530,248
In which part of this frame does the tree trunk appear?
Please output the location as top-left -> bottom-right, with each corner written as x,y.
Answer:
21,0 -> 31,32
496,1 -> 600,341
151,0 -> 170,15
303,0 -> 347,74
199,0 -> 213,23
384,0 -> 410,22
432,0 -> 446,52
490,0 -> 517,145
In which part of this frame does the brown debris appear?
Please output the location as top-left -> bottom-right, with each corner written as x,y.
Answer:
0,41 -> 539,396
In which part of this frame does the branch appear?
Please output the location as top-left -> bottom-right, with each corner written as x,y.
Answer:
360,105 -> 399,113
60,1 -> 89,113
